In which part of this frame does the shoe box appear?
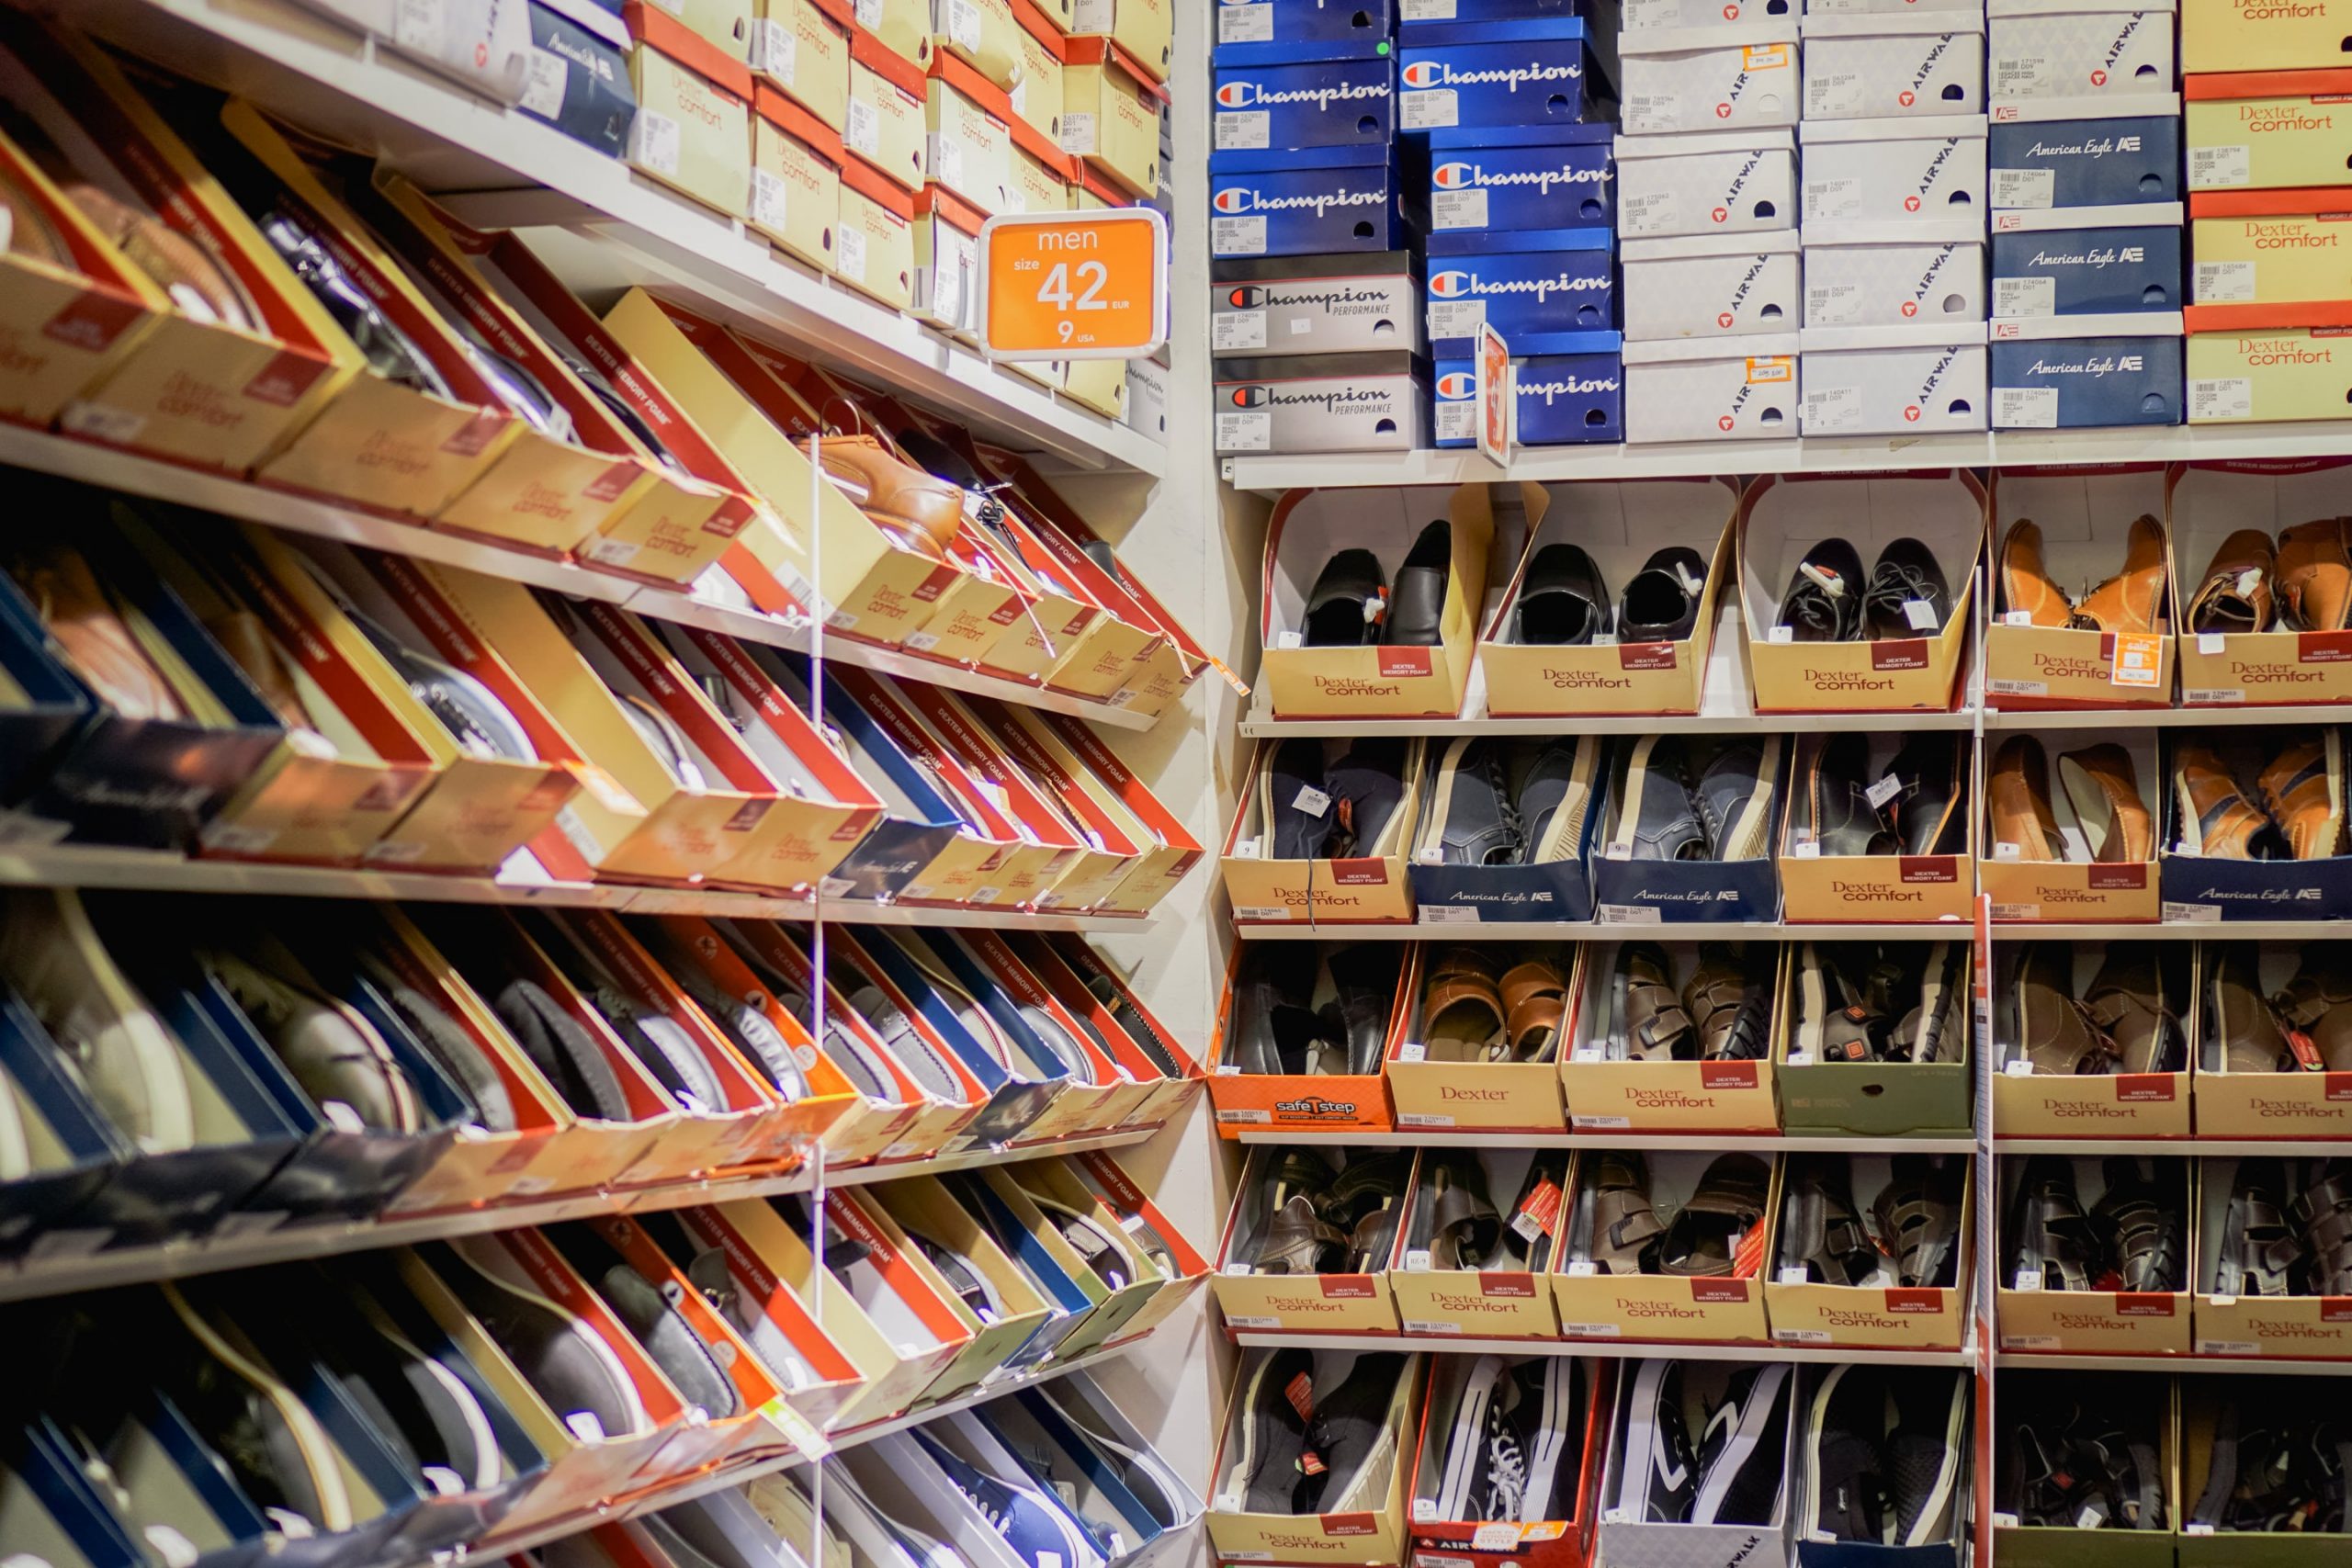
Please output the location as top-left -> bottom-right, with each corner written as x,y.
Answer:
1991,1370 -> 2177,1565
1210,143 -> 1420,262
1480,478 -> 1739,716
2185,0 -> 2347,70
1405,739 -> 1606,923
1779,737 -> 1977,922
1997,1155 -> 2196,1356
1623,333 -> 1803,441
1391,1151 -> 1569,1334
1433,331 -> 1626,448
1211,54 -> 1396,154
1428,124 -> 1616,237
1406,1356 -> 1610,1566
1385,947 -> 1575,1128
1206,941 -> 1403,1134
1801,13 -> 1985,121
1799,116 -> 1989,231
2184,305 -> 2352,424
1561,942 -> 1787,1130
1802,236 -> 1985,332
858,1177 -> 1057,1400
1619,24 -> 1800,137
1992,202 -> 2186,323
831,1431 -> 1037,1568
1214,1146 -> 1416,1333
1991,316 -> 2188,427
1762,1153 -> 1973,1351
1222,739 -> 1427,923
2164,743 -> 2352,922
1218,0 -> 1396,50
748,0 -> 851,131
1982,730 -> 2164,923
621,3 -> 755,216
1552,1150 -> 1780,1343
994,933 -> 1203,1132
1985,467 -> 2178,708
1208,1348 -> 1421,1565
1616,130 -> 1798,242
1023,1369 -> 1208,1568
1623,232 -> 1802,341
2191,186 -> 2352,312
996,1159 -> 1188,1348
1991,2 -> 2177,104
1396,17 -> 1601,136
2185,71 -> 2352,195
1990,96 -> 2184,210
1797,321 -> 1991,435
2171,461 -> 2352,705
1597,1359 -> 1796,1568
2191,1156 -> 2352,1358
1038,933 -> 1207,1123
1048,1146 -> 1215,1340
2176,1381 -> 2352,1565
1213,349 -> 1432,455
1991,940 -> 2192,1136
749,86 -> 845,272
967,1161 -> 1170,1357
1591,741 -> 1790,923
2188,942 -> 2352,1134
521,1 -> 638,158
1789,1365 -> 1971,1566
1425,229 -> 1616,352
1777,941 -> 1976,1138
1211,251 -> 1425,356
1061,36 -> 1168,199
1739,469 -> 1984,714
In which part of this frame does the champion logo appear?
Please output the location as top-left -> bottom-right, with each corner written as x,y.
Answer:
1227,286 -> 1266,308
1432,159 -> 1609,195
1429,268 -> 1608,302
1436,372 -> 1477,398
1216,77 -> 1391,110
1212,185 -> 1385,219
1430,270 -> 1473,297
1402,61 -> 1442,88
1402,58 -> 1581,93
1231,386 -> 1270,407
1214,188 -> 1250,212
1523,374 -> 1619,403
1216,82 -> 1250,107
1434,161 -> 1475,188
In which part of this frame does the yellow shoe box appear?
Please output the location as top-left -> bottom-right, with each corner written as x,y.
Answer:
1068,0 -> 1169,83
625,3 -> 757,218
753,0 -> 853,129
837,155 -> 920,308
848,27 -> 932,190
1008,0 -> 1068,144
2188,69 -> 2352,191
751,85 -> 845,273
2185,307 -> 2352,422
0,126 -> 166,429
933,0 -> 1023,92
2185,0 -> 2352,73
2191,186 -> 2352,309
1060,36 -> 1163,198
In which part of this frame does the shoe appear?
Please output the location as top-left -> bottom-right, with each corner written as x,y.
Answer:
1304,548 -> 1386,647
1988,736 -> 2067,861
818,435 -> 966,555
2273,953 -> 2352,1073
1807,1365 -> 1892,1542
1619,1360 -> 1699,1524
2276,517 -> 2352,631
1517,738 -> 1599,863
2007,1156 -> 2098,1291
1684,945 -> 1766,1063
914,1429 -> 1091,1568
1690,1364 -> 1791,1527
2006,1382 -> 2167,1532
1261,739 -> 1329,861
9,541 -> 187,718
1513,543 -> 1611,646
1423,949 -> 1507,1064
1296,1352 -> 1408,1514
1512,1357 -> 1581,1523
2188,529 -> 2277,635
2290,1159 -> 2352,1295
1779,1160 -> 1879,1286
1326,1153 -> 1413,1271
2081,947 -> 2179,1075
1417,1155 -> 1502,1269
1696,737 -> 1780,861
2055,744 -> 2152,864
205,944 -> 425,1132
2088,1156 -> 2185,1294
1778,538 -> 1867,641
325,1291 -> 503,1492
1865,537 -> 1951,640
1252,1155 -> 1345,1274
1325,946 -> 1403,1076
1622,547 -> 1708,642
1798,944 -> 1891,1065
2258,733 -> 2346,861
1659,1153 -> 1770,1276
162,1282 -> 355,1532
2013,945 -> 2119,1076
58,183 -> 263,334
358,951 -> 516,1132
1885,1370 -> 1967,1546
2211,945 -> 2294,1074
493,976 -> 634,1120
1388,521 -> 1451,646
2174,742 -> 2278,860
1611,736 -> 1705,861
1434,1356 -> 1504,1519
2075,514 -> 2169,635
1420,738 -> 1524,866
1889,943 -> 1961,1065
1998,521 -> 2075,628
1578,1150 -> 1667,1275
437,1237 -> 649,1438
1324,741 -> 1410,858
1871,1156 -> 1962,1289
581,1252 -> 740,1418
2213,1157 -> 2302,1297
1613,942 -> 1694,1062
1799,734 -> 1897,857
1882,734 -> 1965,857
261,211 -> 453,399
1449,1358 -> 1552,1523
1499,957 -> 1569,1062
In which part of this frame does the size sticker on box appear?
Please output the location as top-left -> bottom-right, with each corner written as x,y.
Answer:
1215,110 -> 1270,150
1397,1111 -> 1458,1128
2191,378 -> 2253,423
1435,400 -> 1476,442
394,0 -> 448,50
1994,276 -> 2055,318
1806,281 -> 1860,324
1212,216 -> 1268,255
521,48 -> 568,118
1805,178 -> 1862,220
1217,410 -> 1272,450
1620,190 -> 1682,235
1565,1321 -> 1622,1337
933,134 -> 967,193
2161,901 -> 2224,923
751,168 -> 790,231
1993,53 -> 2052,95
2197,1339 -> 2262,1356
1403,0 -> 1460,15
1991,902 -> 2039,920
1214,1108 -> 1272,1125
1624,92 -> 1682,131
628,111 -> 681,177
2187,686 -> 2245,704
1989,166 -> 2053,209
1422,905 -> 1481,924
1572,1114 -> 1634,1129
1996,386 -> 2060,429
1059,111 -> 1098,153
1219,5 -> 1273,41
1808,71 -> 1865,118
847,97 -> 880,155
1987,676 -> 2047,696
1213,310 -> 1267,352
1595,905 -> 1660,925
2197,260 -> 2256,304
752,19 -> 796,80
1804,384 -> 1860,432
1401,88 -> 1460,130
1429,299 -> 1487,339
947,0 -> 982,49
1773,1326 -> 1832,1343
2191,144 -> 2252,189
1433,189 -> 1489,231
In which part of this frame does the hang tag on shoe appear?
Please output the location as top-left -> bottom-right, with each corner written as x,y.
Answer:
1904,599 -> 1939,631
2005,1059 -> 2036,1077
1276,631 -> 1303,649
1777,1265 -> 1810,1285
2199,632 -> 2228,655
1293,785 -> 1332,818
1397,1042 -> 1427,1062
1793,839 -> 1821,859
1865,773 -> 1903,810
1565,1258 -> 1597,1276
1769,626 -> 1794,644
1404,1247 -> 1431,1271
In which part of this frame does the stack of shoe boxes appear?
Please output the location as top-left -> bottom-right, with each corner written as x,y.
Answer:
1988,0 -> 2187,427
1207,2 -> 1425,456
2180,0 -> 2352,424
1796,0 -> 1992,437
1616,4 -> 1802,442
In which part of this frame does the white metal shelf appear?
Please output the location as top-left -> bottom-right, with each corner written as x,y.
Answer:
1234,920 -> 1974,941
1992,1351 -> 2352,1376
1233,1129 -> 1978,1154
1982,704 -> 2352,730
1993,1138 -> 2352,1156
1230,1330 -> 1977,1368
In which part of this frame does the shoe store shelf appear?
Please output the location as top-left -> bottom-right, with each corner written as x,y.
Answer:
1232,1130 -> 1981,1155
0,1126 -> 1159,1303
1990,1351 -> 2352,1377
0,423 -> 1168,734
0,842 -> 1158,934
1236,920 -> 1973,942
47,0 -> 1164,480
1229,1330 -> 1978,1369
1992,1137 -> 2352,1156
1980,703 -> 2352,730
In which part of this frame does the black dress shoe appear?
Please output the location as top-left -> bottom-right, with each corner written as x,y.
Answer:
1325,740 -> 1409,857
1867,537 -> 1951,640
1264,739 -> 1331,860
1514,543 -> 1611,646
1388,521 -> 1452,646
1622,547 -> 1709,642
1323,946 -> 1402,1075
1778,539 -> 1868,642
1233,951 -> 1322,1074
1304,548 -> 1385,646
1887,734 -> 1966,855
1803,734 -> 1897,857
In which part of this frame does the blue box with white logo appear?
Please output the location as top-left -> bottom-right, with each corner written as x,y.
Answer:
1215,0 -> 1396,57
1209,146 -> 1422,257
1427,134 -> 1613,232
1214,57 -> 1396,152
1397,18 -> 1598,134
1434,330 -> 1624,446
1426,227 -> 1615,349
1992,219 -> 2183,317
1992,333 -> 2183,427
1400,0 -> 1589,25
1988,115 -> 2180,209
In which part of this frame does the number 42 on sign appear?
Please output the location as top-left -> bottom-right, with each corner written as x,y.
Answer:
976,209 -> 1170,362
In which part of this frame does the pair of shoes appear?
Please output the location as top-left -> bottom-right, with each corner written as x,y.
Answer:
1988,735 -> 2151,863
2188,1393 -> 2352,1532
1221,1348 -> 1411,1515
1610,942 -> 1769,1064
1246,1148 -> 1412,1275
2000,516 -> 2170,633
2001,1378 -> 2167,1530
2187,517 -> 2352,635
1405,1155 -> 1564,1271
2215,1157 -> 2352,1298
2204,942 -> 2352,1077
1779,538 -> 1951,641
1418,737 -> 1601,867
2007,1156 -> 2184,1293
1421,945 -> 1568,1064
1780,1156 -> 1961,1289
1794,942 -> 1963,1065
1513,544 -> 1707,645
1261,739 -> 1411,860
1228,945 -> 1398,1077
2177,733 -> 2346,861
1430,1357 -> 1584,1524
1804,1366 -> 1971,1545
1303,522 -> 1451,647
1793,734 -> 1967,857
1610,735 -> 1780,862
1617,1360 -> 1792,1526
1571,1151 -> 1770,1277
2010,945 -> 2181,1076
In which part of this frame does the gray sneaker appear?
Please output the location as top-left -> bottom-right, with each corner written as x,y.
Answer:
1696,736 -> 1781,862
1420,738 -> 1523,866
1612,736 -> 1705,861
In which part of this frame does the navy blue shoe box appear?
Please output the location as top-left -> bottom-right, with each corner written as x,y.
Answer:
1434,328 -> 1624,446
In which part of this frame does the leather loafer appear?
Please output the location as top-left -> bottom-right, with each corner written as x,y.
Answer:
2277,517 -> 2352,632
2257,732 -> 2346,861
2174,742 -> 2278,860
1304,548 -> 1385,647
2075,514 -> 2169,635
1262,739 -> 1331,860
1778,538 -> 1867,641
1514,542 -> 1611,646
818,435 -> 966,556
1865,538 -> 1951,640
1998,520 -> 2075,628
1387,521 -> 1451,646
1800,733 -> 1897,857
1887,733 -> 1966,856
2055,743 -> 2152,863
1696,736 -> 1780,862
2188,529 -> 2278,636
1324,740 -> 1410,857
1988,736 -> 2067,861
1621,547 -> 1707,642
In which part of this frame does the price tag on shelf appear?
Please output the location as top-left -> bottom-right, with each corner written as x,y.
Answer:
977,209 -> 1169,362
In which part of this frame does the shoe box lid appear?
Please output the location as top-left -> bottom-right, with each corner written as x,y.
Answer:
1216,0 -> 1397,56
1212,55 -> 1396,154
1992,330 -> 2186,427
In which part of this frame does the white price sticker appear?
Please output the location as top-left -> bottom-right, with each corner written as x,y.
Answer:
628,111 -> 681,177
1806,178 -> 1863,220
1432,188 -> 1489,231
1993,53 -> 2052,96
1212,215 -> 1269,255
1429,299 -> 1487,340
1808,281 -> 1860,325
838,224 -> 869,281
1215,110 -> 1270,151
752,20 -> 797,83
2161,901 -> 2224,923
1994,276 -> 2056,319
947,0 -> 982,50
1213,310 -> 1267,352
1220,6 -> 1273,41
1217,411 -> 1272,450
1061,111 -> 1099,152
2196,260 -> 2257,303
1990,167 -> 2054,209
1422,905 -> 1481,924
847,97 -> 880,156
750,168 -> 790,231
1996,386 -> 2060,429
1808,71 -> 1865,118
2191,144 -> 2253,189
1400,89 -> 1461,130
1621,190 -> 1682,236
2190,377 -> 2253,423
394,0 -> 447,51
1292,784 -> 1331,818
1624,92 -> 1683,132
1804,384 -> 1860,433
521,48 -> 568,118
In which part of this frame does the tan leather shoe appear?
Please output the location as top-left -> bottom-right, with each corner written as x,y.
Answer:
2016,944 -> 2117,1075
2188,528 -> 2278,636
1998,520 -> 2075,627
817,434 -> 966,555
2257,732 -> 2346,861
2074,514 -> 2169,635
2276,517 -> 2352,632
2056,743 -> 2153,863
9,543 -> 186,720
2175,741 -> 2273,859
2210,944 -> 2292,1073
1988,735 -> 2067,861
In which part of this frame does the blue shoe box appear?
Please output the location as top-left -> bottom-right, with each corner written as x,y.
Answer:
1433,329 -> 1624,446
1209,145 -> 1425,258
1989,110 -> 2180,209
1991,315 -> 2184,427
1400,0 -> 1591,25
1426,227 -> 1615,349
1992,204 -> 2184,318
1427,126 -> 1614,232
1397,19 -> 1600,133
525,0 -> 637,159
1215,0 -> 1396,54
1213,57 -> 1396,152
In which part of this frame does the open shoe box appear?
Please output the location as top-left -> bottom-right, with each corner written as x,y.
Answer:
1480,478 -> 1739,718
2177,1377 -> 2352,1566
872,683 -> 1089,910
1763,1153 -> 1973,1350
2171,461 -> 2352,707
840,926 -> 1063,1148
1221,737 -> 1426,925
2196,1156 -> 2352,1353
1207,1347 -> 1419,1566
1597,1359 -> 1795,1568
1017,1369 -> 1207,1568
0,990 -> 130,1258
1552,1149 -> 1779,1345
793,923 -> 990,1157
830,1435 -> 1029,1568
1992,939 -> 2191,1138
1406,735 -> 1606,925
1996,1155 -> 2195,1357
1981,728 -> 2163,924
852,1177 -> 1053,1402
1789,1364 -> 1968,1568
1213,1145 -> 1414,1334
1390,1148 -> 1566,1337
1985,466 -> 2177,710
954,1160 -> 1158,1359
1562,942 -> 1786,1134
1406,1356 -> 1608,1568
997,1156 -> 1174,1339
1058,1147 -> 1214,1341
1779,939 -> 1976,1137
1740,470 -> 1985,714
1590,735 -> 1789,923
1991,1371 -> 2177,1568
956,696 -> 1166,911
2160,735 -> 2352,922
1258,484 -> 1497,720
912,926 -> 1142,1139
1780,736 -> 1978,923
799,1185 -> 982,1412
1387,942 -> 1572,1133
2189,941 -> 2352,1137
1039,932 -> 1204,1122
996,931 -> 1191,1132
1206,939 -> 1402,1136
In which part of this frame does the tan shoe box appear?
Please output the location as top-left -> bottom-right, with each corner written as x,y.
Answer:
1059,36 -> 1165,198
753,0 -> 852,129
2189,939 -> 2352,1138
926,51 -> 1015,215
2194,1155 -> 2352,1357
854,0 -> 935,63
1212,1145 -> 1409,1333
1550,1149 -> 1778,1345
1780,732 -> 1977,923
1007,0 -> 1067,145
1385,942 -> 1571,1133
1981,728 -> 2163,923
1559,942 -> 1785,1134
1986,466 -> 2177,709
1389,1148 -> 1564,1337
1763,1154 -> 1972,1350
626,5 -> 757,217
840,1180 -> 1045,1403
1206,1349 -> 1417,1567
751,86 -> 845,273
2169,458 -> 2352,705
837,155 -> 921,308
0,124 -> 166,429
1221,737 -> 1425,924
1996,1155 -> 2194,1357
1991,937 -> 2193,1137
932,0 -> 1023,94
662,1201 -> 869,1436
848,28 -> 932,191
1994,1379 -> 2177,1568
1067,0 -> 1169,84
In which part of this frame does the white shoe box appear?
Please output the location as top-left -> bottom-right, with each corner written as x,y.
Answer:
1623,333 -> 1800,440
1989,0 -> 2176,103
1620,24 -> 1800,135
1799,321 -> 1990,434
1615,130 -> 1797,239
1805,0 -> 1979,13
1623,231 -> 1803,339
1623,0 -> 1794,30
1803,235 -> 1986,327
1799,13 -> 1985,120
1798,115 -> 1986,228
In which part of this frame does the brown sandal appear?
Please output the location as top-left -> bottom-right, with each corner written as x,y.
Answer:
1500,959 -> 1567,1062
1581,1151 -> 1668,1275
1425,946 -> 1506,1062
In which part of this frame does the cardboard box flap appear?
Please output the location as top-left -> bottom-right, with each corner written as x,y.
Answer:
623,1 -> 759,97
755,82 -> 850,162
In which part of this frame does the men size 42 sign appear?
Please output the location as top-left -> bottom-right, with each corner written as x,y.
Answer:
977,209 -> 1170,362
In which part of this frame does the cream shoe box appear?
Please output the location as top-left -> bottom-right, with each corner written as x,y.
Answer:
1799,321 -> 1990,434
1619,25 -> 1800,135
1804,236 -> 1987,328
1990,0 -> 2176,103
1615,130 -> 1796,241
1623,333 -> 1799,440
1798,115 -> 1987,229
1622,231 -> 1802,341
1800,13 -> 1985,121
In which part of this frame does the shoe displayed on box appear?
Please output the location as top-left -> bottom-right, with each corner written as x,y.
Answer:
1422,946 -> 1506,1064
1618,1359 -> 1698,1524
2055,743 -> 2152,864
2211,945 -> 2296,1074
1611,942 -> 1693,1063
1513,542 -> 1611,647
1621,547 -> 1706,643
1777,538 -> 1867,642
2075,514 -> 2169,636
1657,1154 -> 1770,1278
2276,517 -> 2352,633
2189,529 -> 2276,636
1778,1159 -> 1880,1287
1304,548 -> 1387,647
2081,946 -> 2180,1075
1871,1155 -> 1962,1290
2012,944 -> 2120,1077
1695,736 -> 1779,862
2175,741 -> 2278,860
1261,738 -> 1332,861
1988,734 -> 2069,862
914,1428 -> 1091,1568
1886,733 -> 1966,857
2213,1156 -> 2302,1297
1684,944 -> 1766,1064
1575,1151 -> 1667,1276
1323,740 -> 1410,857
1388,521 -> 1451,647
1419,737 -> 1524,867
1611,736 -> 1704,862
1798,733 -> 1896,858
2257,732 -> 2347,861
1690,1363 -> 1790,1528
1295,1352 -> 1409,1515
1864,537 -> 1950,641
1517,737 -> 1600,865
1998,520 -> 2075,629
2088,1156 -> 2186,1294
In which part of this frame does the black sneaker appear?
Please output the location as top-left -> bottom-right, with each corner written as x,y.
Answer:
1886,1369 -> 1967,1545
1807,1364 -> 1893,1541
1867,537 -> 1951,641
1298,1352 -> 1408,1514
1322,946 -> 1403,1076
1619,1359 -> 1698,1524
1433,1355 -> 1505,1519
1514,542 -> 1611,646
1622,547 -> 1709,643
1389,521 -> 1451,646
1223,1348 -> 1314,1512
1468,1360 -> 1535,1522
1691,1363 -> 1792,1527
1515,1357 -> 1582,1524
1325,741 -> 1409,858
1421,738 -> 1524,866
1779,539 -> 1868,642
1801,734 -> 1897,857
1304,549 -> 1385,647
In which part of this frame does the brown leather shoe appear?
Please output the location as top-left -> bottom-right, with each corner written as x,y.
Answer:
817,434 -> 966,555
2210,944 -> 2293,1073
1988,735 -> 2067,861
2276,517 -> 2352,632
2081,947 -> 2177,1075
9,543 -> 187,719
1424,946 -> 1507,1062
2188,528 -> 2278,636
1683,945 -> 1763,1062
2258,732 -> 2346,862
2056,743 -> 2152,863
2175,742 -> 2275,860
2274,953 -> 2352,1072
2074,514 -> 2169,635
2016,944 -> 2117,1075
1499,958 -> 1567,1062
1581,1151 -> 1667,1274
1614,942 -> 1692,1062
1999,520 -> 2075,627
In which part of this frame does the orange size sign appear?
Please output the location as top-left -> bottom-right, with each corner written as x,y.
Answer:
976,209 -> 1169,362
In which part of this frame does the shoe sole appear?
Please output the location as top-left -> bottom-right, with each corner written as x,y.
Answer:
1520,1359 -> 1575,1525
1420,737 -> 1476,864
2324,730 -> 2346,859
1618,1359 -> 1666,1519
1533,740 -> 1600,863
1437,1356 -> 1501,1518
1225,1353 -> 1274,1505
1915,945 -> 1952,1065
2173,770 -> 2204,858
1901,1375 -> 1967,1546
1613,737 -> 1661,860
1804,1363 -> 1847,1541
1722,736 -> 1781,861
2057,755 -> 2120,862
1797,944 -> 1827,1058
1690,1362 -> 1789,1526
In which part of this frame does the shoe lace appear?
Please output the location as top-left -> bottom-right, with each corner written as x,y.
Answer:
1784,563 -> 1848,632
1867,559 -> 1938,626
1480,1402 -> 1528,1522
1485,750 -> 1524,852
